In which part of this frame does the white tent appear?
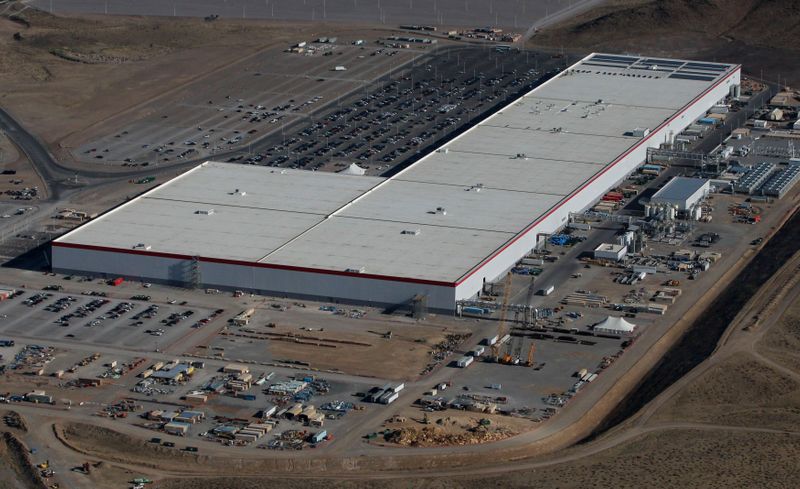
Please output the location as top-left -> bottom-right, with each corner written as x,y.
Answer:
593,316 -> 636,335
339,163 -> 366,176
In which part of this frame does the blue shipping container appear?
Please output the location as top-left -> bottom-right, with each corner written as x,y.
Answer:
462,306 -> 489,315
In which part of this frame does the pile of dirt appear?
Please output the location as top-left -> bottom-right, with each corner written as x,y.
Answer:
384,424 -> 514,447
57,422 -> 201,468
2,412 -> 28,433
0,432 -> 46,489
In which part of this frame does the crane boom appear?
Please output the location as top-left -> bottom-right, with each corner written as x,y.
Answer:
526,342 -> 536,367
491,272 -> 513,362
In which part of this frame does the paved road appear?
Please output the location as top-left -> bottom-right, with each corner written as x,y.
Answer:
0,107 -> 202,200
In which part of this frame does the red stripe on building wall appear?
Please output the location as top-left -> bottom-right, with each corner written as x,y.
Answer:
454,66 -> 741,286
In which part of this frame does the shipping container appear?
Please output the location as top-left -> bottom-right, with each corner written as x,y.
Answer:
456,356 -> 474,368
310,430 -> 328,444
462,306 -> 490,315
538,285 -> 555,296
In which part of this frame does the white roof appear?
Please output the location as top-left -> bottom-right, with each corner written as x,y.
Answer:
56,54 -> 738,284
595,243 -> 626,253
339,163 -> 367,175
651,177 -> 709,203
594,316 -> 636,333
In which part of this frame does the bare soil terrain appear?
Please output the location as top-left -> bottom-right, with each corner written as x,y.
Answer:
0,2 -> 377,158
652,354 -> 800,431
530,0 -> 800,86
758,300 -> 800,375
154,429 -> 800,489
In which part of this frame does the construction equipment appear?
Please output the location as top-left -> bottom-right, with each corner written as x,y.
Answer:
490,273 -> 513,362
525,342 -> 536,367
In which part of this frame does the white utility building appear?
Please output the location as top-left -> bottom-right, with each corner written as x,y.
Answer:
650,177 -> 711,211
594,243 -> 628,262
52,53 -> 740,312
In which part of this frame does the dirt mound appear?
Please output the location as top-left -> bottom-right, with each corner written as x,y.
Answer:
0,432 -> 47,489
57,422 -> 201,469
2,412 -> 28,433
384,425 -> 514,447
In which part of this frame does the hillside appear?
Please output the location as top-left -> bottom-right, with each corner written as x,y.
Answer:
531,0 -> 800,85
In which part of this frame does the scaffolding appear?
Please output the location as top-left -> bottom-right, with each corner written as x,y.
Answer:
646,147 -> 722,172
190,255 -> 202,289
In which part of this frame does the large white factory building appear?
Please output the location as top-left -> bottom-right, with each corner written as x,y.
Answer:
52,53 -> 740,312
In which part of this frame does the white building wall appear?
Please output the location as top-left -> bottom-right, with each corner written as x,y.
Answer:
52,66 -> 741,313
52,246 -> 456,312
456,68 -> 740,301
651,180 -> 711,210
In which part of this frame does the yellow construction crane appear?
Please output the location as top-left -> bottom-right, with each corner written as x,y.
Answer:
491,272 -> 513,362
525,342 -> 536,367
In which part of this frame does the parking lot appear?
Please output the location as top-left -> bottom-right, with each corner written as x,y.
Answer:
73,42 -> 422,166
229,47 -> 564,175
0,288 -> 222,351
72,45 -> 566,179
